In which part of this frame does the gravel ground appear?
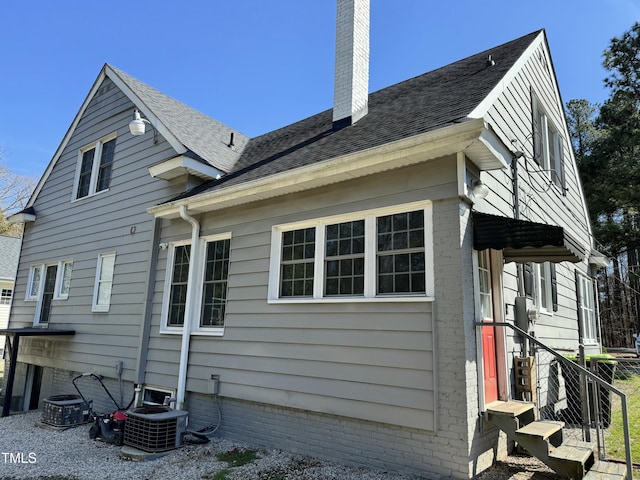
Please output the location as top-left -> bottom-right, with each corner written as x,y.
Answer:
0,411 -> 561,480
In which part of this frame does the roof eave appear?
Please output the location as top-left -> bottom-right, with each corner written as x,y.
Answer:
149,118 -> 509,219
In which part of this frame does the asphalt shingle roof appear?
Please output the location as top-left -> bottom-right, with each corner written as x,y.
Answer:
174,30 -> 541,200
107,65 -> 250,173
0,235 -> 20,280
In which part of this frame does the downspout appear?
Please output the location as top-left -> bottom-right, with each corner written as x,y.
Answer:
177,205 -> 200,409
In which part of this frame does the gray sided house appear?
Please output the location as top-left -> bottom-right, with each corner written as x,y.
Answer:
5,4 -> 607,478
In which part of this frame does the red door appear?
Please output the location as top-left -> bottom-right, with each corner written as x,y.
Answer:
478,250 -> 498,404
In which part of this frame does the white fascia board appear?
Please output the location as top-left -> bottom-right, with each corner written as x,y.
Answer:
149,156 -> 223,181
149,118 -> 505,218
467,31 -> 545,119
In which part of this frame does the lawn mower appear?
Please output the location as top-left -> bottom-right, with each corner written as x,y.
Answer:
72,373 -> 133,446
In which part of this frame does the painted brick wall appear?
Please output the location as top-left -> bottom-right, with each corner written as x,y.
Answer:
333,0 -> 369,124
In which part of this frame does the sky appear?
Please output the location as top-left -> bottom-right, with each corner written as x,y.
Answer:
1,1 -> 638,178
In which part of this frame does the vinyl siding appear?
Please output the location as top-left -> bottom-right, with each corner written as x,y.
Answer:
145,157 -> 458,430
10,78 -> 187,379
478,39 -> 592,351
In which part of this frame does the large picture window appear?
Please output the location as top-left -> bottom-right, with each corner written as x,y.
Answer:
74,134 -> 117,200
269,201 -> 433,302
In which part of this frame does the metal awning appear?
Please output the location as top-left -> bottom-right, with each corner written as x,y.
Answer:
473,212 -> 587,263
0,328 -> 75,417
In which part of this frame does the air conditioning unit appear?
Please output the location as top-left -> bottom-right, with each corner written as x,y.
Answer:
123,406 -> 188,452
42,395 -> 91,427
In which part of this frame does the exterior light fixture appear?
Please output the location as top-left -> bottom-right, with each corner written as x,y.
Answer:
470,179 -> 489,200
129,109 -> 157,143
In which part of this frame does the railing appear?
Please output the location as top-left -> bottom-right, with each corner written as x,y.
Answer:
477,322 -> 633,480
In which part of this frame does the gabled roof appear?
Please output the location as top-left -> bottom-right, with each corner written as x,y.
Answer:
169,30 -> 542,202
26,64 -> 249,209
106,65 -> 249,172
0,235 -> 21,281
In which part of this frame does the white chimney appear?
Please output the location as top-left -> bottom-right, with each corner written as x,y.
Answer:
333,0 -> 370,130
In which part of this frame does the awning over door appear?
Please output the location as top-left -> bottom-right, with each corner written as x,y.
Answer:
473,212 -> 587,263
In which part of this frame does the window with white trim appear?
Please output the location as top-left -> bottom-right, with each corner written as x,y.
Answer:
524,261 -> 557,313
577,273 -> 598,344
74,133 -> 117,200
93,253 -> 116,312
0,288 -> 12,305
269,202 -> 433,301
533,95 -> 565,190
55,260 -> 73,299
25,260 -> 73,325
537,262 -> 553,312
161,234 -> 231,333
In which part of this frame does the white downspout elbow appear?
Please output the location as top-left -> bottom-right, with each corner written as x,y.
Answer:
177,205 -> 200,409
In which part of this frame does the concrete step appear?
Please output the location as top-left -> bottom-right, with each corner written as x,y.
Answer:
583,460 -> 628,480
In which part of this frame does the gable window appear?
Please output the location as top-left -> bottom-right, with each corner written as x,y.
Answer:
93,253 -> 116,312
74,134 -> 117,200
577,273 -> 598,344
269,201 -> 433,302
0,288 -> 12,305
533,95 -> 565,191
161,234 -> 232,333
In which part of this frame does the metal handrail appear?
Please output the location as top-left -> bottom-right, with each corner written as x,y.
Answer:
476,321 -> 633,480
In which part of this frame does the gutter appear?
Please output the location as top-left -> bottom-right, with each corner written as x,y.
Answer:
149,118 -> 509,219
176,205 -> 200,408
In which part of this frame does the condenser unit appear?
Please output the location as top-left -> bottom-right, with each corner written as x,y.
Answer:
123,406 -> 188,452
42,395 -> 91,427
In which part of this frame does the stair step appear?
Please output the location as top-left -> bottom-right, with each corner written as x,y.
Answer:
486,400 -> 534,417
583,461 -> 628,480
515,420 -> 564,441
549,440 -> 595,464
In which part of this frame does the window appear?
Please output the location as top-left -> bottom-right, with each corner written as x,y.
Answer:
25,260 -> 73,325
26,265 -> 43,301
200,238 -> 231,327
477,250 -> 492,319
74,134 -> 117,200
577,273 -> 598,344
533,95 -> 565,190
0,289 -> 12,305
524,261 -> 557,313
93,253 -> 116,312
142,386 -> 175,406
161,234 -> 232,333
269,201 -> 433,301
56,261 -> 73,299
168,244 -> 190,326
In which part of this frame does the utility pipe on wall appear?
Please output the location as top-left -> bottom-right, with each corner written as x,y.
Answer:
176,205 -> 200,408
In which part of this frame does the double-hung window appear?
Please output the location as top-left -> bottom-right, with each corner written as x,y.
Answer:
162,234 -> 232,333
93,253 -> 116,312
270,201 -> 433,301
25,260 -> 73,325
74,133 -> 117,200
533,95 -> 565,191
